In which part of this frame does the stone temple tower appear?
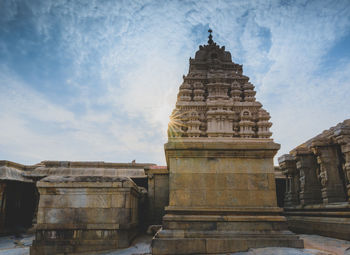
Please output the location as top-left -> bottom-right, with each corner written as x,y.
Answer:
152,30 -> 303,254
168,30 -> 272,139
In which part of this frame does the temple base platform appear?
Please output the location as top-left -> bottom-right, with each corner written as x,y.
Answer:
152,207 -> 304,254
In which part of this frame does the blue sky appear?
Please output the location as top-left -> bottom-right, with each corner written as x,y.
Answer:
0,0 -> 349,165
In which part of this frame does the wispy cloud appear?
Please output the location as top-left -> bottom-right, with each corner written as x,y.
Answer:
0,66 -> 164,164
0,0 -> 349,165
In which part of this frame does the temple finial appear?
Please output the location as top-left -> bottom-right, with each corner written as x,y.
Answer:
208,29 -> 214,45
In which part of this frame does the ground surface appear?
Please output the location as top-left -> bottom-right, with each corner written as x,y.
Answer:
0,233 -> 349,255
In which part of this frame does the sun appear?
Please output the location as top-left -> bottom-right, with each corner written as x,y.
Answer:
167,109 -> 190,137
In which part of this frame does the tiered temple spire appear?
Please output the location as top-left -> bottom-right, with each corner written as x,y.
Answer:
168,29 -> 272,139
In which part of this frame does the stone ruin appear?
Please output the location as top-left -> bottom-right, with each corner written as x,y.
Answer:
0,31 -> 349,254
0,161 -> 155,254
30,175 -> 141,254
279,119 -> 350,240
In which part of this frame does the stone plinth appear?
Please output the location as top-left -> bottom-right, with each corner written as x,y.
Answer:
284,203 -> 350,241
30,176 -> 141,255
151,138 -> 303,254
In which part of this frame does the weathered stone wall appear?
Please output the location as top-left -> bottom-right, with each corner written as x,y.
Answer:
279,119 -> 350,240
145,166 -> 169,225
167,149 -> 277,208
30,176 -> 141,255
152,138 -> 303,254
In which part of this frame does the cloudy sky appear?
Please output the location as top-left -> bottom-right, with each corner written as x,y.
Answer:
0,0 -> 349,165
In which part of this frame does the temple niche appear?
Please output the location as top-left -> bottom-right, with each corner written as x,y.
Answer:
152,30 -> 303,254
279,119 -> 350,240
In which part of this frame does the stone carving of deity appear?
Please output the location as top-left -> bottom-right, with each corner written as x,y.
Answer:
319,167 -> 328,188
299,169 -> 305,192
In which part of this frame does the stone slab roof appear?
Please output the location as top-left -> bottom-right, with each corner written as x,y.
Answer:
291,119 -> 350,154
0,161 -> 33,182
0,160 -> 157,181
26,161 -> 155,179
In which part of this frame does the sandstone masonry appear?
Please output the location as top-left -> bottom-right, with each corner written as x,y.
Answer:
279,119 -> 350,240
151,30 -> 303,254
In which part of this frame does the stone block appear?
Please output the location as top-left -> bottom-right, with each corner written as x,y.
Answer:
30,176 -> 140,255
152,138 -> 303,254
206,238 -> 249,253
152,238 -> 207,255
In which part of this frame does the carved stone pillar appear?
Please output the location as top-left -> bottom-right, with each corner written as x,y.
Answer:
334,126 -> 350,202
278,154 -> 299,207
31,185 -> 40,226
293,148 -> 322,205
311,141 -> 346,204
341,144 -> 350,202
